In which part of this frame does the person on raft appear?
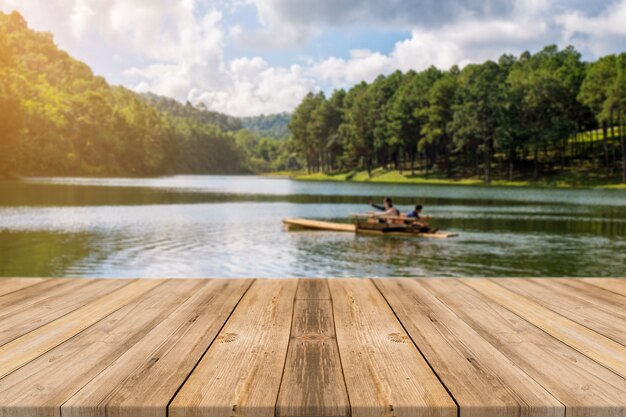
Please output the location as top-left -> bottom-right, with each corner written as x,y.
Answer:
368,197 -> 401,222
405,204 -> 423,219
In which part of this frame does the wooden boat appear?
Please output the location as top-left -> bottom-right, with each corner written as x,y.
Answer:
283,218 -> 458,239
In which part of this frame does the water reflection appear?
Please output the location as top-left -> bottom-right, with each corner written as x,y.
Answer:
0,177 -> 624,278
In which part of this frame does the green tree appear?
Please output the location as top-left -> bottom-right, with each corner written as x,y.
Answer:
421,67 -> 458,175
604,54 -> 626,183
579,55 -> 616,171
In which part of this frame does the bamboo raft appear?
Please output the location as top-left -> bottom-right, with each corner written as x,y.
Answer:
0,277 -> 625,417
283,217 -> 458,238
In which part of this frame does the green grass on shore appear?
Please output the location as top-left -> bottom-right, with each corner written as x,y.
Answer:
288,169 -> 626,189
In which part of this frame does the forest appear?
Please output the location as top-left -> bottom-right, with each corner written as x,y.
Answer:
289,46 -> 626,184
3,9 -> 626,184
241,113 -> 291,140
0,11 -> 293,177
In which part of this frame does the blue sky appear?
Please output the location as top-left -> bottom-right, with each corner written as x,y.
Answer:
1,0 -> 626,116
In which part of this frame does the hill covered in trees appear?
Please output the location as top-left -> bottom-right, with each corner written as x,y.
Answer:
141,93 -> 243,133
0,11 -> 290,177
3,9 -> 626,185
241,113 -> 291,140
290,46 -> 626,184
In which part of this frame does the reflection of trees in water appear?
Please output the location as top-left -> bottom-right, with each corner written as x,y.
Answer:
289,232 -> 450,277
1,179 -> 625,277
288,226 -> 626,278
0,231 -> 109,277
442,216 -> 626,238
8,181 -> 626,212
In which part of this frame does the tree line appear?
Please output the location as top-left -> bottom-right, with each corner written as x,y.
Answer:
241,113 -> 291,140
289,45 -> 626,183
0,11 -> 294,178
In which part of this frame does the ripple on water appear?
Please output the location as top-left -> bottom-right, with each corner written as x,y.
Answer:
1,177 -> 625,277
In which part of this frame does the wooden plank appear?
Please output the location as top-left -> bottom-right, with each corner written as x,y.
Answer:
276,279 -> 349,417
169,279 -> 298,417
63,279 -> 253,417
0,279 -> 163,379
464,279 -> 626,379
0,278 -> 79,316
581,278 -> 626,297
0,279 -> 201,417
329,278 -> 456,417
426,279 -> 626,417
495,278 -> 626,345
0,279 -> 129,346
542,278 -> 626,317
375,278 -> 563,417
283,218 -> 356,233
0,278 -> 48,297
296,279 -> 331,300
283,218 -> 457,238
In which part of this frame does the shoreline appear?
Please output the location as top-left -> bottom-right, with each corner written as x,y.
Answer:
271,170 -> 626,190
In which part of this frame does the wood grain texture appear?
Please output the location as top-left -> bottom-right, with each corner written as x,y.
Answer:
329,279 -> 456,417
0,279 -> 199,417
0,278 -> 48,297
375,278 -> 563,417
495,278 -> 626,345
0,279 -> 163,379
0,277 -> 625,417
276,279 -> 349,417
581,278 -> 626,297
0,279 -> 128,346
63,279 -> 253,417
296,279 -> 331,300
426,279 -> 626,417
463,279 -> 626,379
169,279 -> 298,417
543,279 -> 626,317
0,278 -> 79,318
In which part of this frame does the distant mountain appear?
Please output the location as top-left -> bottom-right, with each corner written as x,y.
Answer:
241,113 -> 291,140
141,93 -> 243,133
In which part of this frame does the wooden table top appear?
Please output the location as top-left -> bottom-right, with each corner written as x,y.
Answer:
0,277 -> 625,417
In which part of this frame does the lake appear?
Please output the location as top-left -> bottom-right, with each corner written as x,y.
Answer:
0,175 -> 625,278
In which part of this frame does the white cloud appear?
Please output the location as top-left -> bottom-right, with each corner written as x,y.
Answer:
189,59 -> 316,116
2,0 -> 626,116
243,0 -> 523,48
307,3 -> 551,88
309,50 -> 392,87
557,0 -> 626,55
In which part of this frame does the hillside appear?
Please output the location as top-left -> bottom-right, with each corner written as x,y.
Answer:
0,11 -> 246,177
241,113 -> 291,140
141,93 -> 243,133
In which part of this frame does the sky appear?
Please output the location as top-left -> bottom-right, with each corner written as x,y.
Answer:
1,0 -> 626,117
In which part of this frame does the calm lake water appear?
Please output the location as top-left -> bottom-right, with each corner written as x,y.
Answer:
0,176 -> 625,278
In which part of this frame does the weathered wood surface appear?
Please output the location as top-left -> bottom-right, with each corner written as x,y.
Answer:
63,279 -> 252,417
424,279 -> 626,417
494,278 -> 626,345
329,279 -> 456,417
0,279 -> 184,417
0,277 -> 625,417
0,278 -> 47,297
276,279 -> 349,417
0,279 -> 163,380
375,279 -> 562,417
169,279 -> 298,417
582,278 -> 626,296
464,279 -> 626,380
0,278 -> 128,346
